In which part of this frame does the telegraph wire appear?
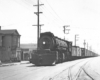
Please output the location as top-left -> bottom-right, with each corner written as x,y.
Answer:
41,6 -> 59,22
40,1 -> 64,27
14,0 -> 36,12
40,0 -> 64,25
40,7 -> 62,27
45,0 -> 65,24
40,3 -> 62,24
33,0 -> 61,26
14,0 -> 64,27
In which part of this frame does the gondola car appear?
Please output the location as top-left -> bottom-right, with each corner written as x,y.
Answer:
30,32 -> 98,66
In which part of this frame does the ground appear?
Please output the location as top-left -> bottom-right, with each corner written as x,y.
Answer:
0,56 -> 100,80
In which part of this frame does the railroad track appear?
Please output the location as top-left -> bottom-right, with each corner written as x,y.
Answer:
42,57 -> 95,80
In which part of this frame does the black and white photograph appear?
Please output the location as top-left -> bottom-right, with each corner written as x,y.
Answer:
0,0 -> 100,80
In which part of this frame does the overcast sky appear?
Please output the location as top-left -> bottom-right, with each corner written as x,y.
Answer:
0,0 -> 100,54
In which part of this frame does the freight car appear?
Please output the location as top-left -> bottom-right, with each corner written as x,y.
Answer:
30,32 -> 98,65
71,46 -> 98,60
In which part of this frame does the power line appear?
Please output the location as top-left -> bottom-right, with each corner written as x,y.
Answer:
44,0 -> 65,24
39,2 -> 65,29
40,3 -> 63,25
14,0 -> 34,12
38,5 -> 63,28
45,0 -> 64,23
75,34 -> 79,46
40,9 -> 62,27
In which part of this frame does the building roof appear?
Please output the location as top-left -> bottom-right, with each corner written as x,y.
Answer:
20,44 -> 37,50
0,29 -> 20,36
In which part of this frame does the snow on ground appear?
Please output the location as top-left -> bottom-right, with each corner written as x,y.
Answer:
83,57 -> 100,80
42,57 -> 100,80
0,57 -> 100,80
0,61 -> 29,67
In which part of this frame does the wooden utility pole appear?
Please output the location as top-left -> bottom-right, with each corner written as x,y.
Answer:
33,0 -> 44,49
75,34 -> 79,46
87,43 -> 88,50
83,40 -> 86,55
75,35 -> 76,46
63,25 -> 70,40
83,40 -> 86,49
39,24 -> 44,34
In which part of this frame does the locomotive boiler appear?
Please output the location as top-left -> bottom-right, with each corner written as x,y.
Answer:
39,32 -> 68,50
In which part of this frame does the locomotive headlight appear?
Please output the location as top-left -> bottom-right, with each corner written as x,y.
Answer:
43,41 -> 46,44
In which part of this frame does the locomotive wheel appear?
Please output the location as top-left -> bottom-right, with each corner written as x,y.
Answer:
59,52 -> 64,63
52,52 -> 58,65
55,51 -> 59,64
56,51 -> 62,63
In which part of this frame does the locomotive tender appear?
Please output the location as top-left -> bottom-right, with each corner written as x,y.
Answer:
30,32 -> 98,65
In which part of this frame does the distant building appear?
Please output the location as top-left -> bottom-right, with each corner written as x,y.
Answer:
0,29 -> 21,62
20,44 -> 37,60
21,48 -> 30,60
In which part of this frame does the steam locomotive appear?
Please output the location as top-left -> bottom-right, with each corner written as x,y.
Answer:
30,32 -> 98,66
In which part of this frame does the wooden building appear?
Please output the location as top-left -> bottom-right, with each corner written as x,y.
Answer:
0,29 -> 21,62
